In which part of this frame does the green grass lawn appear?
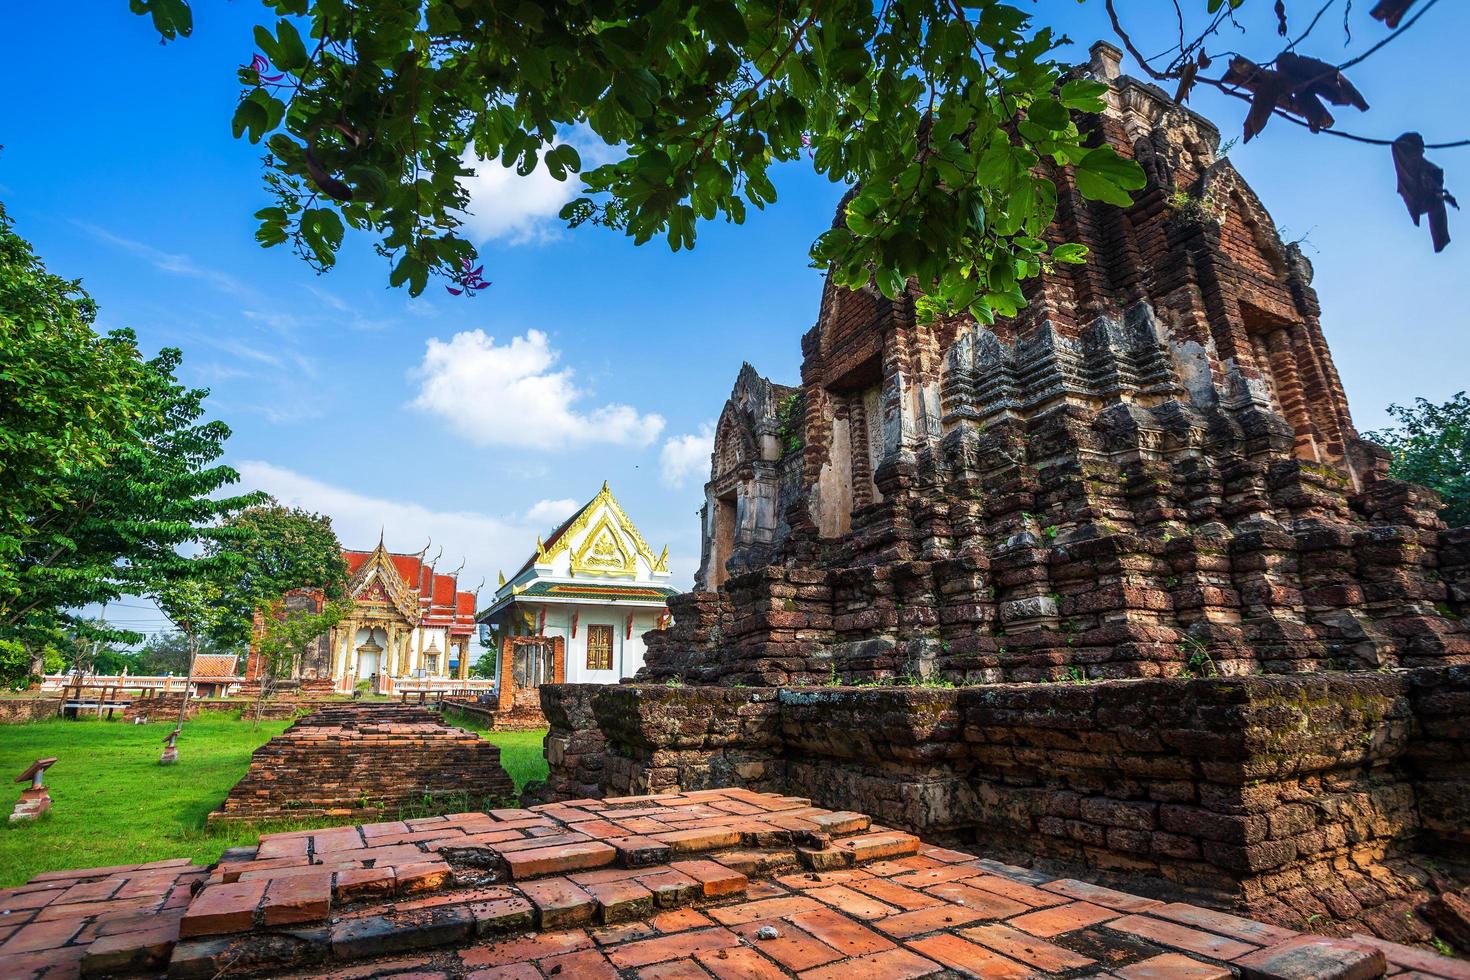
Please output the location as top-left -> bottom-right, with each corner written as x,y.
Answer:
0,714 -> 550,889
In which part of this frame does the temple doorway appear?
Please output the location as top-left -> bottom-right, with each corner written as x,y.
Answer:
496,634 -> 566,719
355,636 -> 382,680
511,639 -> 554,690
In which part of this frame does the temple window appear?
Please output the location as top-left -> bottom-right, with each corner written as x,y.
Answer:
512,640 -> 553,688
859,383 -> 884,505
586,624 -> 613,671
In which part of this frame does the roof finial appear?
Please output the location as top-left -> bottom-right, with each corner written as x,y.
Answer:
602,480 -> 609,493
377,526 -> 385,549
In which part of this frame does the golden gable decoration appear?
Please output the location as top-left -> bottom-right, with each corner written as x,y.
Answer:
539,482 -> 662,573
570,514 -> 637,577
346,536 -> 420,625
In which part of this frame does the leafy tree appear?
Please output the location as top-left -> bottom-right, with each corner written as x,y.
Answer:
56,620 -> 143,676
0,639 -> 62,691
3,342 -> 258,652
150,575 -> 239,741
205,502 -> 351,648
468,642 -> 497,680
1,207 -> 259,658
135,630 -> 239,676
249,598 -> 347,727
153,576 -> 234,664
1367,392 -> 1470,528
203,503 -> 349,718
0,203 -> 149,618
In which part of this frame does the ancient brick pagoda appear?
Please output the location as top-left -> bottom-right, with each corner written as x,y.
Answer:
209,704 -> 515,825
546,42 -> 1470,951
672,40 -> 1466,687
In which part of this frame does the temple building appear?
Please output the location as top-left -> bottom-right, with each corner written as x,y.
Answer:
476,483 -> 677,687
245,536 -> 480,691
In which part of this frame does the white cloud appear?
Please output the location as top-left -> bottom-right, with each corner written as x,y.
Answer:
525,498 -> 580,526
660,424 -> 715,488
78,222 -> 256,299
409,328 -> 665,450
457,126 -> 618,245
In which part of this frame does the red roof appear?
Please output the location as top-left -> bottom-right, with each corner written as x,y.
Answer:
344,546 -> 478,635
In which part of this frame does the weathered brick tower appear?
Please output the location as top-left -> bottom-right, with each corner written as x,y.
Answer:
657,41 -> 1469,688
531,43 -> 1470,947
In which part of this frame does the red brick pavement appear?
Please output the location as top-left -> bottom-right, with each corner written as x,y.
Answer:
1,789 -> 1466,978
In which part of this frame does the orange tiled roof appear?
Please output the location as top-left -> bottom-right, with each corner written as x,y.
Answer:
189,654 -> 239,680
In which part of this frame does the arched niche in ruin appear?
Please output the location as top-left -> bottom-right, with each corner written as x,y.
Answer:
697,365 -> 796,589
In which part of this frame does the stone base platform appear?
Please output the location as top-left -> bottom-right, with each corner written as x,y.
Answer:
207,704 -> 516,824
3,789 -> 1466,979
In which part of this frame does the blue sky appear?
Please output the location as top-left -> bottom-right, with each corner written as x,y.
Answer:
3,3 -> 1465,643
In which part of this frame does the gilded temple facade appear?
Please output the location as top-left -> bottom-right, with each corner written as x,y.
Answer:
477,483 -> 677,685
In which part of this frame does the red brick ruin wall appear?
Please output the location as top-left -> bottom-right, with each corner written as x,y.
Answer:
540,669 -> 1470,941
210,704 -> 515,824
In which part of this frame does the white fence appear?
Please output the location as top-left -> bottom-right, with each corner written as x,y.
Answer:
37,674 -> 217,695
389,676 -> 497,696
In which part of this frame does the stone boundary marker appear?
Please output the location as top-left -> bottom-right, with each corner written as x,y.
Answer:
2,788 -> 1466,978
9,757 -> 57,823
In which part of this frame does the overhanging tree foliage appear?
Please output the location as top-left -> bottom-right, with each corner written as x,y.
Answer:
132,0 -> 1460,313
136,0 -> 1150,321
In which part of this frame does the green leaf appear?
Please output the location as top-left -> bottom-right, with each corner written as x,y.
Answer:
1078,147 -> 1147,190
1075,168 -> 1136,207
272,19 -> 309,71
696,0 -> 748,44
1059,78 -> 1108,111
231,98 -> 268,142
552,143 -> 582,174
875,266 -> 905,300
1052,242 -> 1089,264
1074,147 -> 1146,207
345,165 -> 389,201
129,0 -> 193,41
1026,98 -> 1070,131
845,205 -> 876,237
